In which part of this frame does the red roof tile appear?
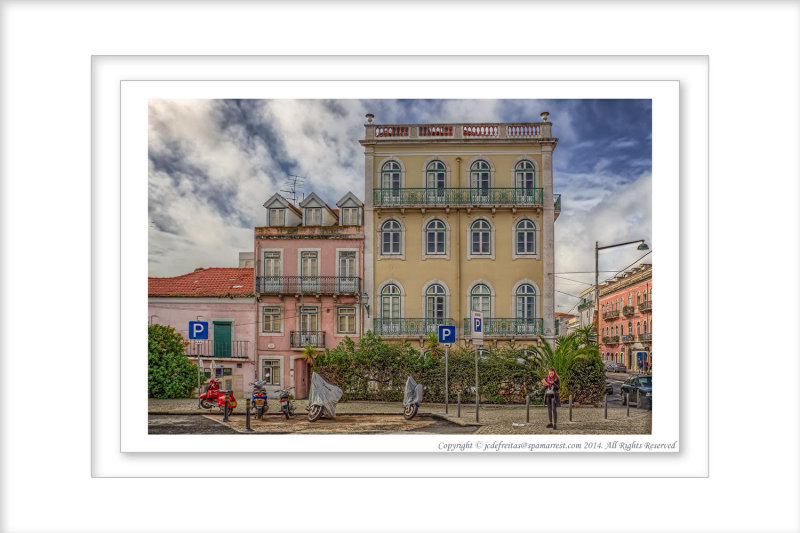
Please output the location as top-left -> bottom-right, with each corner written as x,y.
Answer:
148,268 -> 254,297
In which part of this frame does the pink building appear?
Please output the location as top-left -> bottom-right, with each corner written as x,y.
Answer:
255,191 -> 364,398
598,263 -> 652,372
148,267 -> 256,399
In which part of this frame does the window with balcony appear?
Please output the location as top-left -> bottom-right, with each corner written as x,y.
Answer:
269,208 -> 285,226
426,284 -> 446,321
426,219 -> 446,255
337,307 -> 356,334
262,306 -> 281,333
381,219 -> 402,255
381,160 -> 402,196
514,159 -> 536,196
470,283 -> 491,318
425,160 -> 447,198
470,160 -> 491,198
515,284 -> 537,320
637,291 -> 642,305
470,219 -> 491,255
515,219 -> 536,255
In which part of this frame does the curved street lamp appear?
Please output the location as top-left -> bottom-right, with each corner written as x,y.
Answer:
594,239 -> 649,356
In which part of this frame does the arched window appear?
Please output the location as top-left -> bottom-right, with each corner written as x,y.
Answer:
628,293 -> 632,306
425,160 -> 447,194
470,284 -> 491,318
637,291 -> 642,305
514,160 -> 536,193
381,161 -> 401,194
426,284 -> 446,321
515,219 -> 536,255
628,322 -> 632,335
381,284 -> 401,319
471,219 -> 491,255
515,284 -> 537,320
643,320 -> 648,334
615,325 -> 619,336
637,321 -> 641,335
381,219 -> 401,255
425,219 -> 446,255
470,160 -> 491,197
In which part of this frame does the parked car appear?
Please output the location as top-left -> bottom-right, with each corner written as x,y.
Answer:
620,375 -> 652,408
606,362 -> 627,373
605,378 -> 613,395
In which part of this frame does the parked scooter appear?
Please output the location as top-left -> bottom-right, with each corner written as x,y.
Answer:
277,387 -> 296,419
307,372 -> 343,422
199,378 -> 221,409
403,376 -> 424,420
249,380 -> 269,419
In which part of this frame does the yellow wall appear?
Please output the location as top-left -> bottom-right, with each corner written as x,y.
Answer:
372,144 -> 546,328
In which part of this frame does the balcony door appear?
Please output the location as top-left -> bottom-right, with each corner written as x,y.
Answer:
300,251 -> 319,292
213,321 -> 231,358
338,251 -> 357,292
470,160 -> 491,202
425,160 -> 447,203
299,307 -> 319,345
262,251 -> 282,292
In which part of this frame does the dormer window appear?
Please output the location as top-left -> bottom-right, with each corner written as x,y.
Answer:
341,207 -> 359,226
269,208 -> 285,226
305,207 -> 321,225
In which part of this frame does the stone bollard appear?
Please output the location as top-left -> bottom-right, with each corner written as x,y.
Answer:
637,389 -> 641,409
245,398 -> 253,432
526,394 -> 530,423
569,394 -> 573,422
222,394 -> 230,422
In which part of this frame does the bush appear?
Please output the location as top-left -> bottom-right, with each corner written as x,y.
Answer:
148,324 -> 204,399
313,332 -> 541,404
563,354 -> 605,405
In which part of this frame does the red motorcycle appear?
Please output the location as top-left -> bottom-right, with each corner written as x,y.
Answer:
199,378 -> 237,417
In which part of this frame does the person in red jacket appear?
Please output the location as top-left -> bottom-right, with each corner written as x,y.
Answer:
541,367 -> 561,430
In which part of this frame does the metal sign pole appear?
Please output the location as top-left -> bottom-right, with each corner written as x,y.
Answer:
475,346 -> 479,423
445,345 -> 449,415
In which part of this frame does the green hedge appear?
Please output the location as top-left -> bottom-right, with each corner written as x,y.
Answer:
312,331 -> 604,405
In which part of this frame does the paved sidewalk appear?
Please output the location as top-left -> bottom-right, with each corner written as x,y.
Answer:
149,398 -> 651,435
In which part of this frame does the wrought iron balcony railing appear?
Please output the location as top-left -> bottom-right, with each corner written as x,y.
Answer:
463,317 -> 544,337
621,334 -> 636,343
638,333 -> 652,342
602,310 -> 620,320
602,336 -> 620,344
184,340 -> 249,358
639,300 -> 652,312
374,187 -> 544,207
373,318 -> 454,337
577,300 -> 594,311
554,194 -> 561,211
255,276 -> 361,295
290,331 -> 326,348
622,306 -> 635,316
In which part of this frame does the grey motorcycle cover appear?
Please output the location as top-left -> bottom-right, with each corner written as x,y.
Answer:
309,372 -> 343,417
403,376 -> 424,407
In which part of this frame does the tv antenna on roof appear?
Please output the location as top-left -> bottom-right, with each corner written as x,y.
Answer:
280,175 -> 306,204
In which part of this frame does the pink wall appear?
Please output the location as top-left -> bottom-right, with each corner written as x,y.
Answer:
598,277 -> 652,370
148,298 -> 257,397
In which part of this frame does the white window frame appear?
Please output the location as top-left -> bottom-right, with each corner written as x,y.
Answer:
421,215 -> 450,260
378,218 -> 405,260
259,304 -> 283,336
466,216 -> 495,260
340,207 -> 360,226
378,158 -> 405,195
511,215 -> 540,259
467,280 -> 495,319
421,279 -> 450,321
260,357 -> 282,386
304,207 -> 322,226
511,279 -> 541,320
269,207 -> 286,226
336,306 -> 358,335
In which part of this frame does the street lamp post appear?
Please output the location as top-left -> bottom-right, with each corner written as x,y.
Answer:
595,240 -> 649,365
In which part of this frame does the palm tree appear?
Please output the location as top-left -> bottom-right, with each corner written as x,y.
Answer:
528,333 -> 599,398
575,323 -> 598,347
422,332 -> 445,359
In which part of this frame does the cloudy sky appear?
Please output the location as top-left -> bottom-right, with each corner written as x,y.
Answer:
149,99 -> 652,314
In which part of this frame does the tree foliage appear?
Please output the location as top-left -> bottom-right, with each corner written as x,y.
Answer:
148,324 -> 203,399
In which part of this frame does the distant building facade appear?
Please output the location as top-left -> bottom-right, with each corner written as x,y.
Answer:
148,267 -> 256,399
576,285 -> 596,330
255,191 -> 364,398
598,263 -> 652,372
554,312 -> 577,336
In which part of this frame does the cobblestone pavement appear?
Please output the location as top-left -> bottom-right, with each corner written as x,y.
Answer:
149,398 -> 651,435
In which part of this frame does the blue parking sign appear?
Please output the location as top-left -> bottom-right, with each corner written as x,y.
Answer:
189,321 -> 209,339
438,325 -> 456,344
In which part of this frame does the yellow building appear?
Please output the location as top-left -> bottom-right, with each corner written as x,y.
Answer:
360,115 -> 560,348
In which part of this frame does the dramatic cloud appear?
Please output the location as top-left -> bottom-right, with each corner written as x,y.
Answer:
148,99 -> 652,313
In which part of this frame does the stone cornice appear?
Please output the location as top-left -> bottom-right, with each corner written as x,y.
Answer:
599,266 -> 652,297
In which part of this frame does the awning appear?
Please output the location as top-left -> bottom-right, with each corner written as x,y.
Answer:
631,343 -> 647,351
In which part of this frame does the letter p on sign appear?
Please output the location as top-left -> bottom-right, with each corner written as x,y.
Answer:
189,321 -> 209,339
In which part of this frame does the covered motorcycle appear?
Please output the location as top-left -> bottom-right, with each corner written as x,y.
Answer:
307,372 -> 343,422
403,376 -> 424,419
